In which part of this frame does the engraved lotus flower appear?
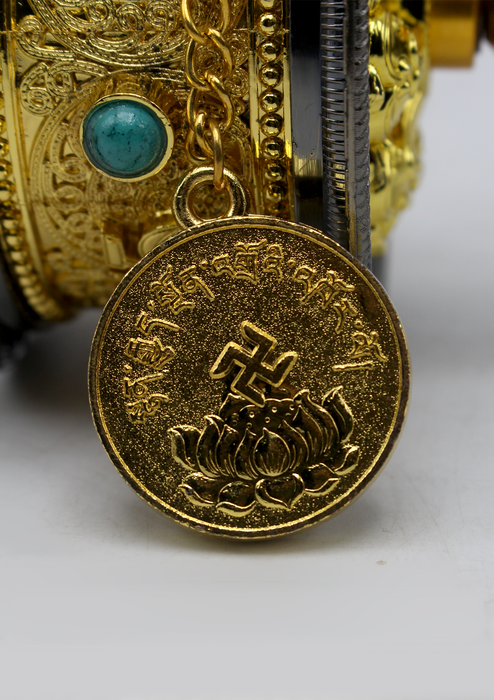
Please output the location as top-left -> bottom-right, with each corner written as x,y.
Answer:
169,388 -> 360,516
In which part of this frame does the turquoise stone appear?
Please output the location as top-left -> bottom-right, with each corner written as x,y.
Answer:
82,99 -> 168,179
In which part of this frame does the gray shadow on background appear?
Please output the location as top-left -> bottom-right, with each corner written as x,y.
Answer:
9,309 -> 100,420
3,299 -> 407,556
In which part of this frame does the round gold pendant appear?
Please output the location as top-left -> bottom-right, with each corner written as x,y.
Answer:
89,216 -> 409,539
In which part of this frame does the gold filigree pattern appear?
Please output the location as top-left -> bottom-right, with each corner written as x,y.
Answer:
1,0 -> 430,313
2,0 -> 252,308
18,0 -> 185,68
369,0 -> 429,256
89,216 -> 410,538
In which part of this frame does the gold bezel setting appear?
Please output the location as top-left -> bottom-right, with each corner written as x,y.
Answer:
80,93 -> 175,183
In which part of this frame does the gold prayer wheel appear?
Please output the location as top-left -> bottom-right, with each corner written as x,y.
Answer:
0,1 -> 490,346
0,0 -> 491,537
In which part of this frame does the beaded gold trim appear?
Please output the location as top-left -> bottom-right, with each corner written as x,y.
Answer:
248,0 -> 294,220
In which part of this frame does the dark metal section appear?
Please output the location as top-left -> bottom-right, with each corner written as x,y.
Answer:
0,262 -> 22,330
289,0 -> 324,230
0,248 -> 34,366
320,0 -> 372,268
0,269 -> 24,365
0,321 -> 24,366
371,254 -> 388,289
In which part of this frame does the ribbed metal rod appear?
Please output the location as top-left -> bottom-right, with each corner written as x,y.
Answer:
321,0 -> 372,268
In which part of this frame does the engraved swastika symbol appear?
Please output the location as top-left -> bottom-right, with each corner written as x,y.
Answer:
210,321 -> 298,406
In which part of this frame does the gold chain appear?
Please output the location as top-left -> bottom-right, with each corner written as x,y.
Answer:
181,0 -> 234,190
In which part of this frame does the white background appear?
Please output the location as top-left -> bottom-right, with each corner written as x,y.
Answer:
1,44 -> 494,700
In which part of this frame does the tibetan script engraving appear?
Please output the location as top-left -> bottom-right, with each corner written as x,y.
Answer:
124,337 -> 176,371
123,373 -> 169,424
333,331 -> 389,372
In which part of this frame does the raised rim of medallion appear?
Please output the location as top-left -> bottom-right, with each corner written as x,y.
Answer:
89,215 -> 410,540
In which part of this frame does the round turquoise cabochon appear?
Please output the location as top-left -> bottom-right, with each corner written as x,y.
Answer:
82,99 -> 169,179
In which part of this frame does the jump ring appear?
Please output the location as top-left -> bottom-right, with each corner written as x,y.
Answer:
173,166 -> 250,229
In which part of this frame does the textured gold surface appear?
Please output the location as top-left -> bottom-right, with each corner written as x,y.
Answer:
369,0 -> 429,256
90,216 -> 410,538
1,0 -> 251,310
1,0 -> 432,314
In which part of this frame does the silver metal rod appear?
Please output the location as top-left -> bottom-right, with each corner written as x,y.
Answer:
321,0 -> 371,268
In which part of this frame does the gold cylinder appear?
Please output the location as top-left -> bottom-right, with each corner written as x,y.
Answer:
429,0 -> 480,67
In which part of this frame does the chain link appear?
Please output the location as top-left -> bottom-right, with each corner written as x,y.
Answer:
182,0 -> 234,189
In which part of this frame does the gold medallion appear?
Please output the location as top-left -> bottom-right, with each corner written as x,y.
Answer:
89,216 -> 409,539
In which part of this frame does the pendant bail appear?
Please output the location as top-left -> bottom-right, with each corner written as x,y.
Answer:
173,166 -> 251,229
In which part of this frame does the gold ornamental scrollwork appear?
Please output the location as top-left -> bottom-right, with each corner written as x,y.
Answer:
1,0 -> 431,315
2,0 -> 253,310
368,0 -> 429,256
19,0 -> 184,68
